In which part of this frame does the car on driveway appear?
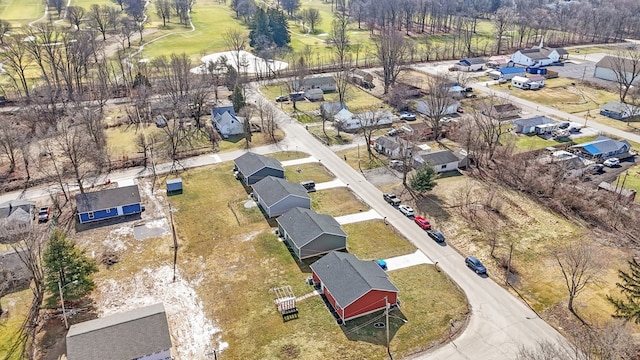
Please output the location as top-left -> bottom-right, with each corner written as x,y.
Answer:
414,216 -> 431,230
465,256 -> 487,274
398,204 -> 415,217
603,158 -> 620,167
38,207 -> 50,223
426,229 -> 445,243
399,111 -> 417,121
275,95 -> 289,102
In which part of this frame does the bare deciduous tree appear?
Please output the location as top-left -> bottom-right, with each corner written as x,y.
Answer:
55,119 -> 103,194
1,34 -> 32,98
494,7 -> 515,55
607,50 -> 640,103
423,74 -> 457,140
330,13 -> 350,69
66,6 -> 86,31
552,240 -> 604,321
374,27 -> 407,94
0,119 -> 22,173
89,4 -> 113,41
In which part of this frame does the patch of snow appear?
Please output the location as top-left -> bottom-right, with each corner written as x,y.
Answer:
243,200 -> 257,209
145,217 -> 170,231
118,179 -> 136,187
111,225 -> 134,237
96,266 -> 223,358
193,50 -> 288,75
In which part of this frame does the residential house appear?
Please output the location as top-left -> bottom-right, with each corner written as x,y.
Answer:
413,150 -> 460,173
570,136 -> 632,160
277,207 -> 347,260
512,116 -> 557,134
350,69 -> 375,89
600,101 -> 640,120
510,47 -> 568,67
320,102 -> 348,120
594,55 -> 640,84
455,57 -> 485,71
448,85 -> 467,98
0,249 -> 32,295
373,136 -> 415,159
401,122 -> 436,141
212,111 -> 245,138
482,103 -> 521,120
293,76 -> 337,92
415,100 -> 460,117
66,303 -> 172,360
511,76 -> 544,90
304,88 -> 324,101
310,251 -> 399,323
75,185 -> 143,224
334,109 -> 394,132
211,104 -> 235,117
352,69 -> 374,83
233,152 -> 285,186
251,177 -> 311,218
487,55 -> 510,69
498,67 -> 526,80
0,200 -> 34,243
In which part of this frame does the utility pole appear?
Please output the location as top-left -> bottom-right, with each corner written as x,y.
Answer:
385,296 -> 392,359
506,243 -> 513,286
169,203 -> 178,282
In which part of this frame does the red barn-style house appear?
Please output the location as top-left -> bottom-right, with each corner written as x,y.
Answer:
310,251 -> 399,323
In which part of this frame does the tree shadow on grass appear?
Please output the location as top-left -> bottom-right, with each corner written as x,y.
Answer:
340,306 -> 408,346
75,213 -> 142,233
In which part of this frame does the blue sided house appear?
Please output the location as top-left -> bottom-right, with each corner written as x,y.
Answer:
75,185 -> 143,224
500,67 -> 526,80
570,136 -> 632,161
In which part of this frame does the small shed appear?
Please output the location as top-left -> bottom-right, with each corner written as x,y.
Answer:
166,178 -> 183,196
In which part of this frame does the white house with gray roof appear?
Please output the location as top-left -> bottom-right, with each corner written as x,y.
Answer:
66,303 -> 172,360
0,200 -> 35,242
234,152 -> 285,185
292,76 -> 337,92
277,207 -> 347,260
251,177 -> 311,218
413,150 -> 461,173
310,252 -> 399,323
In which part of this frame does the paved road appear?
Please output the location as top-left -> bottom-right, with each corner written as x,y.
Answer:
243,85 -> 566,360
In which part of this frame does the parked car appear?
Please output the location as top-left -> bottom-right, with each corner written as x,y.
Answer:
301,180 -> 316,192
426,229 -> 445,243
398,204 -> 415,217
383,193 -> 401,206
558,122 -> 570,129
38,207 -> 50,223
275,95 -> 289,102
465,256 -> 487,274
399,111 -> 417,121
388,128 -> 400,136
376,259 -> 388,270
414,216 -> 431,230
389,160 -> 403,169
603,158 -> 620,167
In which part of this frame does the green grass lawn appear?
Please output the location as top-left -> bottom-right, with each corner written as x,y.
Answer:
141,0 -> 247,61
0,0 -> 44,25
284,162 -> 334,183
615,165 -> 640,204
261,83 -> 384,113
504,133 -> 564,152
344,220 -> 416,260
162,164 -> 469,359
0,290 -> 33,360
311,187 -> 369,216
70,0 -> 111,9
267,151 -> 309,161
336,146 -> 388,171
509,82 -> 619,114
308,125 -> 353,145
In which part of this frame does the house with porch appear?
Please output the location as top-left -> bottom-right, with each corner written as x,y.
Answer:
277,207 -> 347,260
373,136 -> 416,159
310,251 -> 399,323
66,303 -> 172,360
510,46 -> 568,67
251,177 -> 311,218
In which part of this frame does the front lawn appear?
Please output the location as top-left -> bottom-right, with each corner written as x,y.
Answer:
284,162 -> 334,184
310,187 -> 369,216
344,220 -> 417,260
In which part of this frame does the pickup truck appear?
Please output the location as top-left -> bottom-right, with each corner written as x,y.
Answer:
383,193 -> 401,206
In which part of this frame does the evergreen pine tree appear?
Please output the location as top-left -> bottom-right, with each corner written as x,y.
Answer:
608,258 -> 640,324
268,9 -> 290,48
410,164 -> 438,193
43,230 -> 98,307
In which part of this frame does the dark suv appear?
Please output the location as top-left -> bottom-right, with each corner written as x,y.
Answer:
465,256 -> 487,275
383,193 -> 401,206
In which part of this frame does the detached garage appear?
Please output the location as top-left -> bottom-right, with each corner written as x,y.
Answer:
310,251 -> 399,323
277,207 -> 347,260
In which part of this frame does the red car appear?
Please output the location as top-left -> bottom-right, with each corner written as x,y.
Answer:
414,216 -> 431,230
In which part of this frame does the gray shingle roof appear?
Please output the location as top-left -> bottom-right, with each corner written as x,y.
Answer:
277,208 -> 346,248
211,105 -> 235,117
595,55 -> 639,73
310,252 -> 398,308
417,150 -> 460,167
375,136 -> 401,151
571,136 -> 630,155
494,103 -> 519,113
514,116 -> 555,127
463,57 -> 485,65
0,249 -> 32,287
601,101 -> 638,114
66,303 -> 172,360
234,152 -> 284,178
214,112 -> 244,128
75,185 -> 141,213
0,200 -> 34,219
252,177 -> 310,206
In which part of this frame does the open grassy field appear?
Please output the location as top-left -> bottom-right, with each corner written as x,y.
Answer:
141,0 -> 247,61
336,146 -> 388,171
160,162 -> 468,359
70,0 -> 111,9
260,83 -> 384,113
0,0 -> 44,25
0,290 -> 32,360
503,133 -> 564,151
344,220 -> 416,260
307,125 -> 353,145
284,162 -> 334,184
310,187 -> 369,216
508,82 -> 619,115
